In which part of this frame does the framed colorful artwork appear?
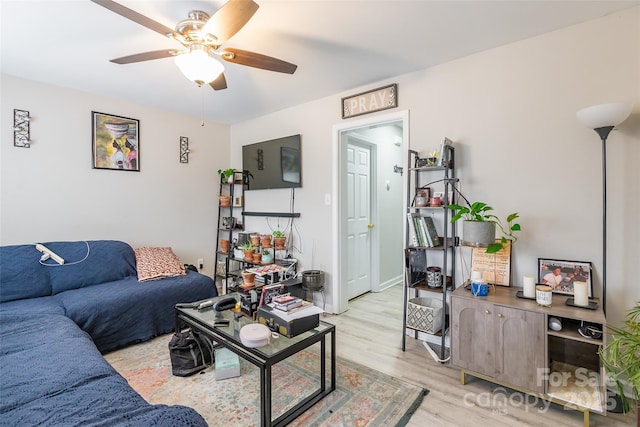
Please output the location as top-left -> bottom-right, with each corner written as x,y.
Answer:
92,111 -> 139,171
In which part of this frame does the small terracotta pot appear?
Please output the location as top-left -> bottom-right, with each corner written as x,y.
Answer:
219,195 -> 231,207
242,271 -> 255,287
250,235 -> 260,247
274,236 -> 286,250
260,235 -> 272,248
252,252 -> 261,263
243,249 -> 254,261
220,239 -> 229,253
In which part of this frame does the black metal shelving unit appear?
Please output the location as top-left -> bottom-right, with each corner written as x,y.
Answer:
214,171 -> 246,294
402,144 -> 457,362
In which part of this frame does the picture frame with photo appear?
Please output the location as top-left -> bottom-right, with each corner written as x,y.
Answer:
537,258 -> 593,297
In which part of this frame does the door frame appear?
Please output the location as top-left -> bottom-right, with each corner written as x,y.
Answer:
332,110 -> 409,314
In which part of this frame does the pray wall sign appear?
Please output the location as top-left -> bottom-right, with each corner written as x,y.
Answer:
342,84 -> 397,119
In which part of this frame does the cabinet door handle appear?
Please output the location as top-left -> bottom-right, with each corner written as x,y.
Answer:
485,310 -> 490,315
497,313 -> 503,318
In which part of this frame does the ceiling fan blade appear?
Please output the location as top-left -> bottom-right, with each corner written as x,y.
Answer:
209,73 -> 228,91
201,0 -> 259,44
91,0 -> 178,38
221,48 -> 297,74
110,49 -> 178,64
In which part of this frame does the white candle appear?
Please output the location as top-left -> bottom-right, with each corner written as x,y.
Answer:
471,270 -> 482,281
573,281 -> 589,307
536,285 -> 553,306
523,275 -> 536,298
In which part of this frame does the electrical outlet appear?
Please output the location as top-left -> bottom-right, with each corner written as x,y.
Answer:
197,258 -> 204,270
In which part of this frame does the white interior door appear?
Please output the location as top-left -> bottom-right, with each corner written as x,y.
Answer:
346,141 -> 372,299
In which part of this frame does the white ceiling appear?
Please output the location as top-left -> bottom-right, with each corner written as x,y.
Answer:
2,0 -> 638,124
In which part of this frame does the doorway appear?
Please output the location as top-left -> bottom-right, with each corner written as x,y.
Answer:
332,110 -> 409,314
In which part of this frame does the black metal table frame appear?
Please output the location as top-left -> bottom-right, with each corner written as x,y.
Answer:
175,308 -> 336,427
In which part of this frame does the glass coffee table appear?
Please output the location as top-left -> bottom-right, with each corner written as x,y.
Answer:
175,296 -> 336,427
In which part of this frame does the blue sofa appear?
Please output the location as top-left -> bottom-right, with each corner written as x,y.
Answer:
0,240 -> 217,426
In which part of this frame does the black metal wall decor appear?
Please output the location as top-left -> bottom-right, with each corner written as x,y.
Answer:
13,109 -> 30,148
180,136 -> 189,163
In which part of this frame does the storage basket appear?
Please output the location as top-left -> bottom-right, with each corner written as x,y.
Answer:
406,297 -> 443,334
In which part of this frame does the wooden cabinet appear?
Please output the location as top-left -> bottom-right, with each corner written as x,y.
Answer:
452,296 -> 545,393
452,286 -> 606,426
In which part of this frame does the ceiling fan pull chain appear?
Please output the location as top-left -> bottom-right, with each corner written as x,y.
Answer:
201,86 -> 205,127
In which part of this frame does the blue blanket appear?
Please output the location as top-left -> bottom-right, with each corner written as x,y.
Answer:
0,314 -> 207,426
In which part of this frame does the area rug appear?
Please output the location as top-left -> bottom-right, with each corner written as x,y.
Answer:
104,334 -> 428,426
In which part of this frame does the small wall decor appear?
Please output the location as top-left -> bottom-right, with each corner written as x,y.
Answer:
180,136 -> 189,163
13,109 -> 30,148
342,83 -> 397,119
537,258 -> 593,297
92,111 -> 139,171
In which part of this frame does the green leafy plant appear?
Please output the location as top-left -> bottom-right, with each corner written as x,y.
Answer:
447,201 -> 521,254
238,241 -> 253,251
272,230 -> 285,238
217,168 -> 236,182
599,303 -> 640,414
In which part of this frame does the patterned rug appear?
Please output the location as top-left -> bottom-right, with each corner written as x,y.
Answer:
104,334 -> 428,426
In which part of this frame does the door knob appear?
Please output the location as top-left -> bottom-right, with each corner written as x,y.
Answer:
368,223 -> 374,229
497,313 -> 504,318
485,310 -> 490,315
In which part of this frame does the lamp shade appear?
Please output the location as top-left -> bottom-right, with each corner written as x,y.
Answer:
175,45 -> 224,85
576,102 -> 633,129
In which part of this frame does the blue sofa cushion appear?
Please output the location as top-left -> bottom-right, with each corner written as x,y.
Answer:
0,313 -> 207,427
0,244 -> 51,302
54,270 -> 217,353
47,240 -> 137,295
0,296 -> 65,316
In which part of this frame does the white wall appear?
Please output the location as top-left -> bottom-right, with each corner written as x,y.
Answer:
231,7 -> 640,325
0,75 -> 230,278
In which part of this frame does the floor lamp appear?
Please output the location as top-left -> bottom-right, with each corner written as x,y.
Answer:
576,102 -> 633,316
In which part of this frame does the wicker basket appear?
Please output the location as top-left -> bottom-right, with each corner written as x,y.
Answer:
406,297 -> 443,334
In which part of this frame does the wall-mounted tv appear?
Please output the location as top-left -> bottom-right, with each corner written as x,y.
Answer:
242,134 -> 301,190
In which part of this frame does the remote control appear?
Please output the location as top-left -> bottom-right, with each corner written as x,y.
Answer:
197,300 -> 214,310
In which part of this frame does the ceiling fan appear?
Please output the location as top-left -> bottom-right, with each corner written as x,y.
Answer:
91,0 -> 297,90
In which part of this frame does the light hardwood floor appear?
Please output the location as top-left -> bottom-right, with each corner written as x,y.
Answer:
323,285 -> 633,427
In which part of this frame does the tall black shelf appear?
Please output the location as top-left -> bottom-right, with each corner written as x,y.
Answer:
402,144 -> 457,362
214,171 -> 246,294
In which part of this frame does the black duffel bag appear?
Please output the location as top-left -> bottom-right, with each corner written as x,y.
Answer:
168,329 -> 215,377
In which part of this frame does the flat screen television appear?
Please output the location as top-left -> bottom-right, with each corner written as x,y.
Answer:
242,134 -> 301,190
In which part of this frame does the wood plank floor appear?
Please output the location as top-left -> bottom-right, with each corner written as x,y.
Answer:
323,285 -> 633,427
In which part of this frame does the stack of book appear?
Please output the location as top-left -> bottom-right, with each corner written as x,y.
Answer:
272,295 -> 304,311
407,213 -> 441,247
271,294 -> 315,314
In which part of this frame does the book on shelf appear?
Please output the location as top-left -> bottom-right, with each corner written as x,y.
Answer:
407,213 -> 419,246
421,216 -> 440,247
411,213 -> 428,246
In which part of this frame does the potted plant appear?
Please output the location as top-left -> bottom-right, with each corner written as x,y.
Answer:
250,233 -> 261,247
447,201 -> 520,254
272,230 -> 286,250
261,249 -> 273,264
241,270 -> 256,288
260,234 -> 272,248
218,194 -> 231,207
599,303 -> 640,418
217,168 -> 237,184
239,241 -> 254,261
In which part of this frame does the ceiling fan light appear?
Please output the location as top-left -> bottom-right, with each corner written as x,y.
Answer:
174,46 -> 224,85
